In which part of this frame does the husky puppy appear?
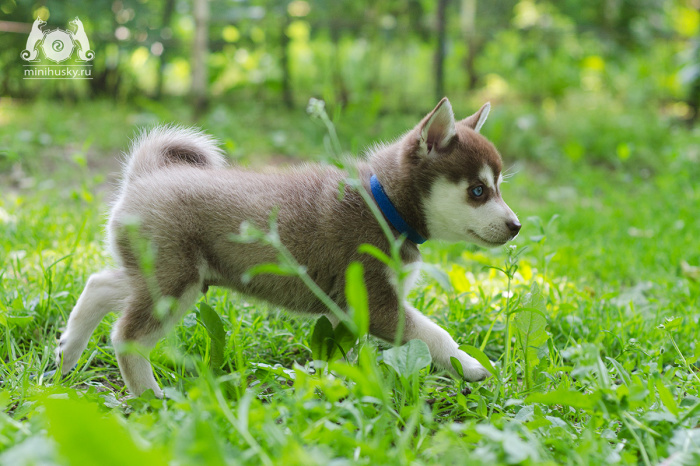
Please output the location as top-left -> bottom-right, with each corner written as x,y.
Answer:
56,98 -> 521,397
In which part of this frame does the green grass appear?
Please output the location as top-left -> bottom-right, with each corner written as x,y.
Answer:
1,98 -> 700,465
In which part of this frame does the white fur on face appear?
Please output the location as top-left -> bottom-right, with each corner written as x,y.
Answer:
480,165 -> 496,191
425,165 -> 519,247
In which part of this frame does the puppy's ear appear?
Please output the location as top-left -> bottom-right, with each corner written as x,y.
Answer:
419,98 -> 456,156
460,102 -> 491,133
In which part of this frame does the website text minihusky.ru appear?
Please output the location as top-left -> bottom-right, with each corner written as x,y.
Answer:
23,67 -> 92,79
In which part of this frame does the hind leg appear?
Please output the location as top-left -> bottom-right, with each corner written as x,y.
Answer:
56,269 -> 129,373
112,283 -> 202,397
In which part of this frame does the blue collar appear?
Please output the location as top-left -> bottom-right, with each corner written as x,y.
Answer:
370,174 -> 427,244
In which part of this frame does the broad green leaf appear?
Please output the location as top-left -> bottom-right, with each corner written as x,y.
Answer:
476,424 -> 541,463
0,390 -> 10,410
357,244 -> 392,265
331,345 -> 386,400
333,321 -> 357,360
521,281 -> 546,313
241,262 -> 296,284
461,345 -> 499,378
199,302 -> 226,371
606,356 -> 631,386
513,308 -> 547,389
310,315 -> 336,361
450,356 -> 464,378
295,364 -> 349,403
330,361 -> 383,399
7,315 -> 33,327
44,396 -> 168,466
657,379 -> 679,417
513,310 -> 547,354
345,261 -> 369,337
658,316 -> 683,331
383,339 -> 432,378
513,283 -> 548,389
293,364 -> 325,400
527,384 -> 600,411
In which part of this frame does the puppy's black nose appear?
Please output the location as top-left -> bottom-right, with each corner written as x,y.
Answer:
507,220 -> 521,234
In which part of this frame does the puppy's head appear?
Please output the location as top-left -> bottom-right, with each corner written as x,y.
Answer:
401,98 -> 521,247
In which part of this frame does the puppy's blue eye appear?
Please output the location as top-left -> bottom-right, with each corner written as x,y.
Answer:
471,186 -> 484,197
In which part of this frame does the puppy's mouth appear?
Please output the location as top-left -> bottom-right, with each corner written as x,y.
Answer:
467,229 -> 510,248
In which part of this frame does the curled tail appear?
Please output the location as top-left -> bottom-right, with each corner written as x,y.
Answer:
123,125 -> 226,182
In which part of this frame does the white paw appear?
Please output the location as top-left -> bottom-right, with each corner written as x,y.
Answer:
55,333 -> 82,374
453,350 -> 492,382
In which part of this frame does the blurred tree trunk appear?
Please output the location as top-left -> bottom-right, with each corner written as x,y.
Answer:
330,21 -> 349,108
155,0 -> 176,99
90,16 -> 121,97
688,43 -> 700,124
281,14 -> 293,109
192,0 -> 209,116
688,7 -> 700,125
90,51 -> 121,98
435,0 -> 449,100
461,0 -> 478,90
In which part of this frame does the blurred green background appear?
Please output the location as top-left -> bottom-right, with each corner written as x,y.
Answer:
2,3 -> 700,464
0,0 -> 698,174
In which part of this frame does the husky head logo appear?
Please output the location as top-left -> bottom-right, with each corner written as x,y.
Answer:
20,16 -> 94,63
20,17 -> 46,62
69,17 -> 94,61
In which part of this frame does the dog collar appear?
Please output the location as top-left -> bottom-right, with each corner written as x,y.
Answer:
370,174 -> 427,244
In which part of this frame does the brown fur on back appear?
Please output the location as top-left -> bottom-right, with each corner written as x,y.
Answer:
110,162 -> 418,338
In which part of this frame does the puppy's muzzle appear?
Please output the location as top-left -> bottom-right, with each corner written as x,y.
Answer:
506,219 -> 522,235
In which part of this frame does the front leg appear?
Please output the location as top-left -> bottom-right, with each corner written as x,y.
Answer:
401,304 -> 491,382
363,263 -> 490,381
